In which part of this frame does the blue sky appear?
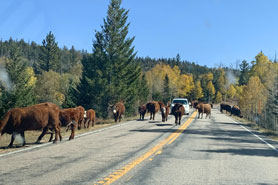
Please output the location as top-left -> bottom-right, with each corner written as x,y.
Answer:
0,0 -> 277,67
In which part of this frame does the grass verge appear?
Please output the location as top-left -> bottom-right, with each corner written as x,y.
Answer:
0,116 -> 139,155
230,115 -> 278,141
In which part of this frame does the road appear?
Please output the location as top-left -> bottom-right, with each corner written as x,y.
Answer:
0,108 -> 277,185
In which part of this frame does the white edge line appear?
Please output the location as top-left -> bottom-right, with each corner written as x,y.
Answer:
0,120 -> 136,158
231,119 -> 278,153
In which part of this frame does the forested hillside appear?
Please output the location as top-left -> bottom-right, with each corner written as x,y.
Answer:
0,0 -> 277,131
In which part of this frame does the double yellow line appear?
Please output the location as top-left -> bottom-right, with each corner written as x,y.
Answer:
95,111 -> 197,185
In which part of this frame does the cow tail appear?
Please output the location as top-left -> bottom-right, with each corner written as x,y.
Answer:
0,111 -> 11,135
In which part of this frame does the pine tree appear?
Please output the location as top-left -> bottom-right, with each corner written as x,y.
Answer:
163,74 -> 171,103
80,0 -> 141,117
37,31 -> 60,73
138,73 -> 149,104
239,60 -> 250,85
0,48 -> 36,117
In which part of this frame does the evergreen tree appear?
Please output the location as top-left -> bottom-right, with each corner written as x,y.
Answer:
239,60 -> 250,85
37,31 -> 60,73
138,73 -> 149,104
176,53 -> 181,66
163,74 -> 171,103
80,0 -> 141,117
0,48 -> 36,117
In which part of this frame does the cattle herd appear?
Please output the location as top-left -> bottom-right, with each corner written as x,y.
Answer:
0,100 -> 243,148
220,102 -> 242,118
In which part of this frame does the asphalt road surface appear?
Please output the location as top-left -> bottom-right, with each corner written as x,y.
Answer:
0,108 -> 277,185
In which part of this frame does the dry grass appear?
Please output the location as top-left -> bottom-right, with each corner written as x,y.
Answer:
0,116 -> 139,155
231,115 -> 278,141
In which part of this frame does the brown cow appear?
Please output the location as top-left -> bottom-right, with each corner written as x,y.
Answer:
84,109 -> 96,128
138,104 -> 147,121
158,101 -> 169,122
76,106 -> 85,129
0,102 -> 61,147
109,102 -> 125,122
196,103 -> 211,119
172,103 -> 185,125
58,108 -> 80,140
146,101 -> 160,120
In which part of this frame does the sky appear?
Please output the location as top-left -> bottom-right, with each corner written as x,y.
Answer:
0,0 -> 278,67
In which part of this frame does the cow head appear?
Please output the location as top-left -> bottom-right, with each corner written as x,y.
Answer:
108,103 -> 117,115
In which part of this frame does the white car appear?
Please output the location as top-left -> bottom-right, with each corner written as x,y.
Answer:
170,98 -> 190,115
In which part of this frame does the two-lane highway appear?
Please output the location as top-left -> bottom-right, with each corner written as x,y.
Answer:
0,108 -> 277,185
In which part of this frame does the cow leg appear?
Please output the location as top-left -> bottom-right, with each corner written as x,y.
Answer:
49,132 -> 53,142
20,131 -> 26,146
69,124 -> 75,140
8,132 -> 17,148
114,113 -> 117,122
37,127 -> 48,143
52,125 -> 60,143
84,119 -> 87,128
78,122 -> 81,130
175,115 -> 178,125
57,127 -> 62,141
85,119 -> 89,128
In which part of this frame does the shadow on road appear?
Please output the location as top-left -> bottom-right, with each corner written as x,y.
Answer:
196,148 -> 278,157
155,124 -> 173,127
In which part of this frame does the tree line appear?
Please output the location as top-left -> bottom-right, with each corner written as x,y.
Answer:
0,0 -> 277,131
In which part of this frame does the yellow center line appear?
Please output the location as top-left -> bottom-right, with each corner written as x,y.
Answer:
94,111 -> 197,185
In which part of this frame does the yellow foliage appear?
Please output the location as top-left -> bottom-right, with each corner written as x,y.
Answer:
145,64 -> 194,99
239,76 -> 267,116
227,84 -> 236,99
215,91 -> 222,103
54,92 -> 65,105
178,74 -> 194,97
24,67 -> 37,88
194,80 -> 204,100
206,81 -> 215,96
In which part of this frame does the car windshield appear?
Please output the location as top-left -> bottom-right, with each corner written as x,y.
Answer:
172,100 -> 188,105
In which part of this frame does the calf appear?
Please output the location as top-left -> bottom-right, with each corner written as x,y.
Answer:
84,109 -> 96,128
59,107 -> 80,140
158,101 -> 169,122
138,105 -> 147,121
76,106 -> 85,129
